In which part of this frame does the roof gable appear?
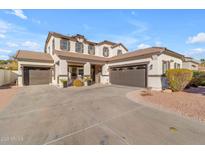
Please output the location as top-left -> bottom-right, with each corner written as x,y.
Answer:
15,50 -> 54,63
111,43 -> 128,51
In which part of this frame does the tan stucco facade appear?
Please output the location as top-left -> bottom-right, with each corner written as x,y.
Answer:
16,32 -> 194,90
182,61 -> 199,71
108,53 -> 183,90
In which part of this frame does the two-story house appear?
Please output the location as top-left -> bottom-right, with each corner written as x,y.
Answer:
15,32 -> 197,90
16,32 -> 128,87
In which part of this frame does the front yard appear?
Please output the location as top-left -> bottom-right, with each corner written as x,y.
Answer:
130,87 -> 205,122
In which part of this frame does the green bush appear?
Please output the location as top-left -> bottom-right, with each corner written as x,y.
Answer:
190,71 -> 205,87
166,69 -> 193,92
73,79 -> 84,87
60,79 -> 68,88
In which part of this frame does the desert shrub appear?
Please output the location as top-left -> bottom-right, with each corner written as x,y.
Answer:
201,80 -> 205,86
190,71 -> 205,87
73,79 -> 84,87
60,79 -> 68,88
166,69 -> 193,92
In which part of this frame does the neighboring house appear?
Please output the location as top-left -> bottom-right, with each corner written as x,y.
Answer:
182,57 -> 200,71
16,32 -> 190,90
199,66 -> 205,72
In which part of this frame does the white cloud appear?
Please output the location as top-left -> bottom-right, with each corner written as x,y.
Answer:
137,43 -> 151,49
186,32 -> 205,44
21,41 -> 40,49
190,48 -> 205,54
0,20 -> 11,38
0,34 -> 5,38
0,48 -> 12,54
128,19 -> 148,34
185,48 -> 205,57
32,18 -> 41,24
6,42 -> 19,48
155,41 -> 162,47
7,9 -> 27,20
0,55 -> 9,60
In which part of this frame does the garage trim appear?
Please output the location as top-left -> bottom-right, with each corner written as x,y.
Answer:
23,66 -> 52,86
109,63 -> 148,88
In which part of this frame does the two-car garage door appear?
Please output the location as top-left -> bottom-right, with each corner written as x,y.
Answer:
110,64 -> 147,88
23,67 -> 52,85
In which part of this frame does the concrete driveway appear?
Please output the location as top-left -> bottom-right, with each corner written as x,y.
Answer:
0,85 -> 205,145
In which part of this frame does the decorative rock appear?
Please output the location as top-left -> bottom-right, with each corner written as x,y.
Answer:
162,89 -> 172,93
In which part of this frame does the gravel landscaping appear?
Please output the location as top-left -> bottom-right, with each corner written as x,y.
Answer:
133,87 -> 205,122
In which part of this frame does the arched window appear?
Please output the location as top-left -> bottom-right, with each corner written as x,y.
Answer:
88,45 -> 95,55
117,50 -> 122,55
103,47 -> 109,57
60,39 -> 70,51
75,42 -> 84,53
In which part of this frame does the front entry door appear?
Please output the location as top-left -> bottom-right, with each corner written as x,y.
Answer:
91,65 -> 95,82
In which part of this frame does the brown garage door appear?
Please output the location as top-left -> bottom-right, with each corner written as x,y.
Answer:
110,65 -> 147,87
23,67 -> 51,85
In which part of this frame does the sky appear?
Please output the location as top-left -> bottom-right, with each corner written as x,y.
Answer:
0,9 -> 205,60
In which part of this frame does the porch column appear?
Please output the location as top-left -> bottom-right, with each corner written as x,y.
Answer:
17,62 -> 23,87
83,62 -> 91,76
58,60 -> 68,87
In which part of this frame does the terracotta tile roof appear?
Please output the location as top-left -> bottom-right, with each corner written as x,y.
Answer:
54,50 -> 109,62
109,47 -> 166,62
97,40 -> 117,46
45,32 -> 127,51
16,47 -> 185,64
183,57 -> 200,64
49,32 -> 77,41
15,50 -> 54,63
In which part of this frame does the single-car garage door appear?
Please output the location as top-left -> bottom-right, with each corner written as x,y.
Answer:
110,64 -> 147,87
23,67 -> 52,85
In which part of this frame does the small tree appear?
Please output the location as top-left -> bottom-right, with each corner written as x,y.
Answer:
166,69 -> 193,92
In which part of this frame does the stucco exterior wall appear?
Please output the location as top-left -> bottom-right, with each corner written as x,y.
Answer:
0,70 -> 17,86
47,35 -> 127,58
84,62 -> 91,76
100,64 -> 109,84
182,61 -> 199,70
46,36 -> 55,54
106,53 -> 183,90
111,45 -> 128,57
158,54 -> 183,73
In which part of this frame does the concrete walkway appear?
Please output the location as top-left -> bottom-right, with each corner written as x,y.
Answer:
0,85 -> 205,144
0,85 -> 19,110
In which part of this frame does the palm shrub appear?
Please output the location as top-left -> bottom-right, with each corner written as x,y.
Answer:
73,79 -> 84,87
166,69 -> 193,92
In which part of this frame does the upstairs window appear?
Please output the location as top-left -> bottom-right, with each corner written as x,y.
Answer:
75,42 -> 84,53
103,47 -> 109,57
117,50 -> 122,55
60,39 -> 70,51
88,45 -> 95,55
52,39 -> 55,54
162,61 -> 170,74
